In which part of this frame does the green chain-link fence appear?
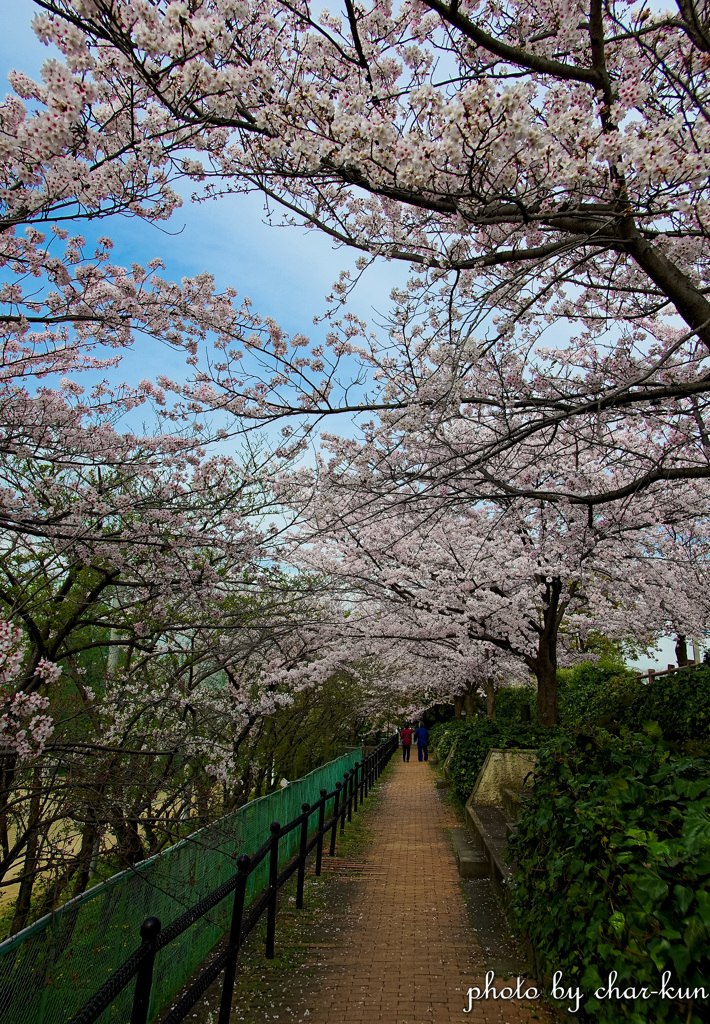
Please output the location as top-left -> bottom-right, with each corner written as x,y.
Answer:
0,748 -> 361,1024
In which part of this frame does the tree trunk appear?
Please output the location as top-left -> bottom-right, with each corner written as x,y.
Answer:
112,808 -> 145,867
453,695 -> 464,719
196,782 -> 209,827
535,654 -> 559,727
675,634 -> 689,667
463,692 -> 477,717
0,753 -> 19,878
72,823 -> 99,898
9,831 -> 40,935
483,678 -> 496,720
9,768 -> 43,934
532,578 -> 563,726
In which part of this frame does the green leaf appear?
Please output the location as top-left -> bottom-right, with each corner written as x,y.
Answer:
683,916 -> 707,953
674,885 -> 694,915
642,720 -> 663,739
633,872 -> 668,905
609,910 -> 626,937
696,890 -> 710,928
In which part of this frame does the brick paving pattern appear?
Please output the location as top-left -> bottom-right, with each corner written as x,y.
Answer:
298,757 -> 550,1024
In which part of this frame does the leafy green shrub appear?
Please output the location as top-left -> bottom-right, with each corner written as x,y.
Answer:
509,731 -> 710,1023
558,661 -> 639,730
495,686 -> 537,724
429,719 -> 468,763
557,661 -> 710,747
436,718 -> 561,804
631,666 -> 710,745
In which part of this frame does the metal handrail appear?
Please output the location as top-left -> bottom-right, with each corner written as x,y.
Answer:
66,735 -> 398,1024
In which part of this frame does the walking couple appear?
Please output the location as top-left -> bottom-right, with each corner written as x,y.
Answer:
400,722 -> 429,762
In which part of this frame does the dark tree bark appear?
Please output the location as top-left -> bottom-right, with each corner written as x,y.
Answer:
676,634 -> 689,667
463,691 -> 477,717
534,640 -> 559,728
525,577 -> 572,726
72,823 -> 99,898
483,677 -> 496,720
9,768 -> 43,935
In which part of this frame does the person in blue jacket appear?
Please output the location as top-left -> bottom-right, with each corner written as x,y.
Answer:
414,721 -> 429,761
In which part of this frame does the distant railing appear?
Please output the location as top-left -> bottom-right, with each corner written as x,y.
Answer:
634,658 -> 706,684
67,734 -> 398,1024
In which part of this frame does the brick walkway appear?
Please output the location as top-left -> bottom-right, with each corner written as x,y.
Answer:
296,757 -> 550,1024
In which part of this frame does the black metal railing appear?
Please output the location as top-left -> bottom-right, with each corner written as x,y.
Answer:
67,735 -> 398,1024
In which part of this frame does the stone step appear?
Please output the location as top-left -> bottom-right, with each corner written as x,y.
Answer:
464,805 -> 515,897
449,826 -> 490,879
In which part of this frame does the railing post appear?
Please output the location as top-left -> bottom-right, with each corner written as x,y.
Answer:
296,802 -> 310,909
130,916 -> 161,1024
347,768 -> 354,823
329,782 -> 341,856
340,772 -> 349,834
265,821 -> 280,959
217,855 -> 251,1024
315,788 -> 327,876
353,762 -> 360,813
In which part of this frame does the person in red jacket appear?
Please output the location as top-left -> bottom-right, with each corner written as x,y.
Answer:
400,724 -> 414,762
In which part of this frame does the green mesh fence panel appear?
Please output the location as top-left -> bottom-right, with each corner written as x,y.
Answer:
0,749 -> 362,1024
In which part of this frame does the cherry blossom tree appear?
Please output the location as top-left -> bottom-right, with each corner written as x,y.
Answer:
0,0 -> 451,936
6,0 -> 708,728
23,0 -> 710,507
0,502 -> 353,932
0,31 -> 308,542
285,447 -> 710,723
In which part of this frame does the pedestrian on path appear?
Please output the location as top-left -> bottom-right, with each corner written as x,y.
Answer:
400,724 -> 413,761
414,721 -> 429,761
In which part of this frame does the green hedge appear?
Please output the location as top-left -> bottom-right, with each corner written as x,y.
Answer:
557,661 -> 639,730
557,663 -> 710,746
632,667 -> 710,744
430,718 -> 561,804
495,686 -> 537,724
508,730 -> 710,1023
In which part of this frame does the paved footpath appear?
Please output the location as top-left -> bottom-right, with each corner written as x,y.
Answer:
295,757 -> 551,1024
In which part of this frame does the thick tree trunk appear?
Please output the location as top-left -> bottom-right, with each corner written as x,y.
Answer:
453,695 -> 464,719
463,692 -> 477,717
0,754 -> 19,879
535,654 -> 559,727
196,783 -> 209,827
532,578 -> 564,726
675,634 -> 689,667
